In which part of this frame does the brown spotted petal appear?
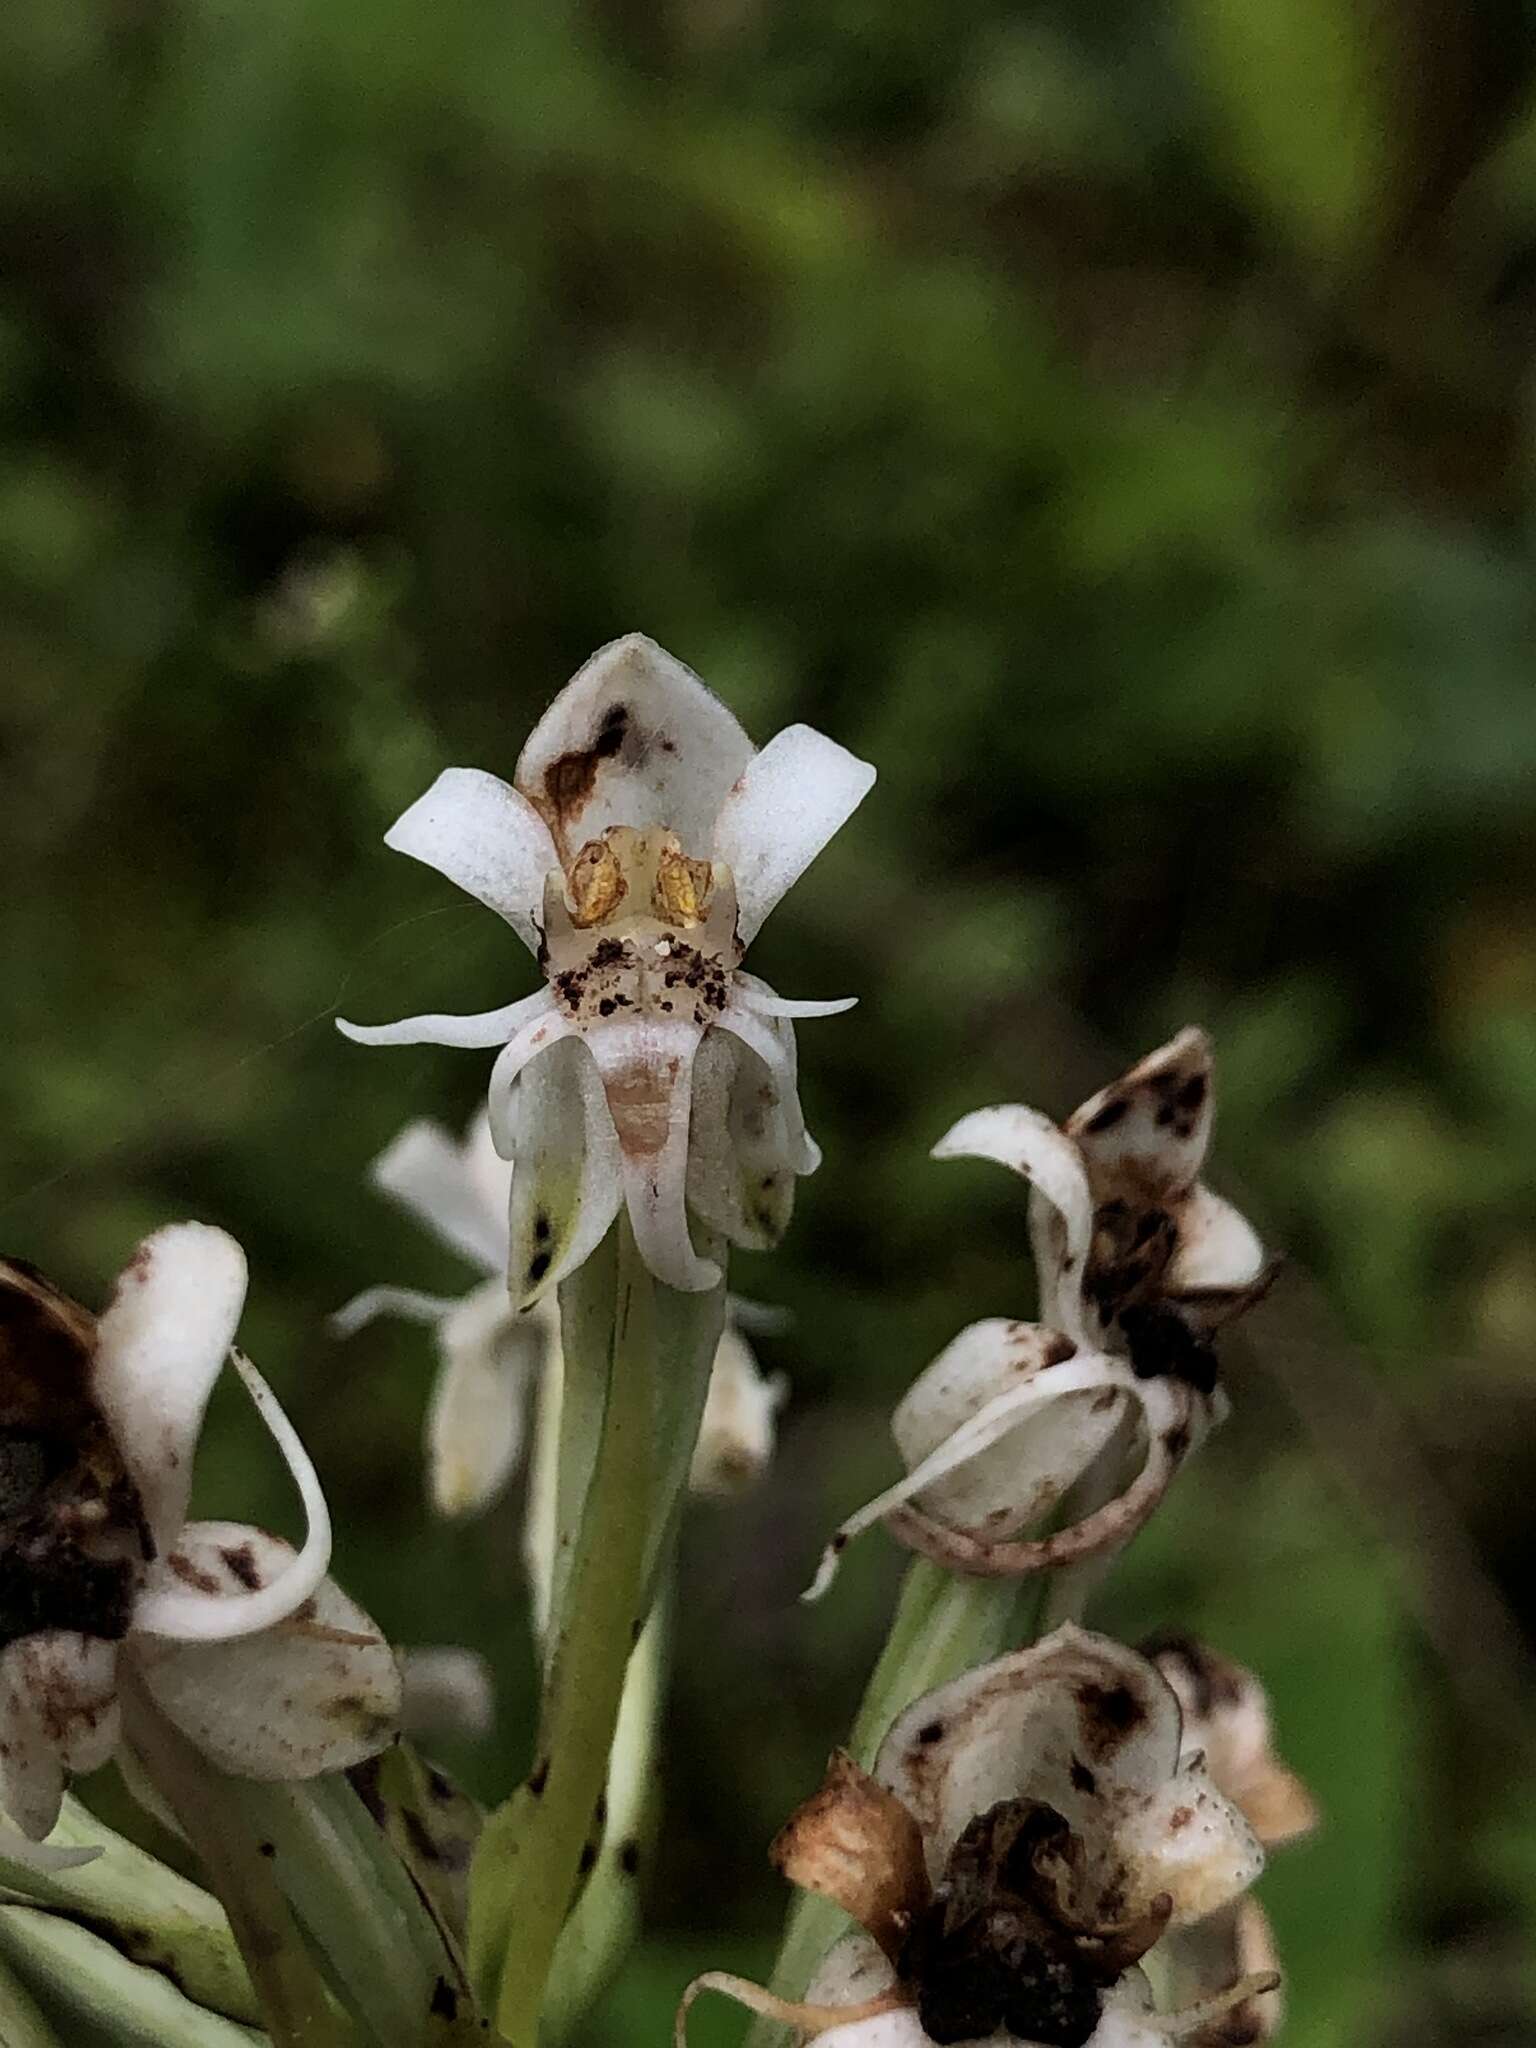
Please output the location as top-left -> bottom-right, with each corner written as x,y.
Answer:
891,1321 -> 1127,1539
1149,1642 -> 1318,1852
1066,1033 -> 1215,1209
875,1627 -> 1259,1942
130,1521 -> 401,1779
804,1341 -> 1206,1599
771,1752 -> 932,1963
0,1632 -> 120,1840
516,633 -> 755,857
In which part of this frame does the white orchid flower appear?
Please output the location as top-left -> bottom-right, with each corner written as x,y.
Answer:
1142,1638 -> 1317,2047
0,1231 -> 401,1869
332,1111 -> 789,1517
677,1627 -> 1275,2048
337,634 -> 875,1298
807,1033 -> 1270,1597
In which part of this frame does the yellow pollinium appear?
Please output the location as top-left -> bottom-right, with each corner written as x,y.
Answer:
564,827 -> 715,932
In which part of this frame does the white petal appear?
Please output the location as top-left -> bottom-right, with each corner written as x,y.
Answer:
585,1017 -> 721,1292
0,1636 -> 118,1840
426,1280 -> 544,1517
503,1036 -> 624,1309
329,1286 -> 461,1338
486,1007 -> 579,1151
132,1522 -> 401,1778
515,633 -> 754,855
383,765 -> 558,953
883,1374 -> 1209,1581
891,1320 -> 1126,1535
368,1116 -> 508,1272
711,724 -> 876,947
92,1223 -> 248,1551
738,986 -> 859,1020
0,1827 -> 102,1873
718,986 -> 819,1175
803,1348 -> 1142,1601
1067,1029 -> 1214,1203
1114,1763 -> 1264,1927
875,1625 -> 1183,1870
1164,1186 -> 1265,1296
686,1027 -> 798,1251
689,1323 -> 786,1497
932,1107 -> 1094,1341
132,1352 -> 330,1643
336,985 -> 553,1051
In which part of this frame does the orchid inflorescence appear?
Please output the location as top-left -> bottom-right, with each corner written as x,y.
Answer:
1,634 -> 1312,2048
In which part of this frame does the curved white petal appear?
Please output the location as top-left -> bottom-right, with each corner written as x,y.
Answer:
689,1323 -> 787,1497
92,1223 -> 248,1551
1150,1642 -> 1318,1850
504,1036 -> 624,1309
718,985 -> 819,1176
1164,1186 -> 1265,1297
1067,1029 -> 1213,1203
336,986 -> 553,1051
711,724 -> 876,947
876,1625 -> 1183,1870
515,634 -> 754,855
932,1106 -> 1093,1340
368,1116 -> 507,1272
737,987 -> 858,1020
0,1826 -> 103,1873
803,1348 -> 1137,1601
426,1280 -> 545,1517
586,1017 -> 721,1292
132,1352 -> 330,1643
132,1522 -> 401,1778
330,1285 -> 460,1339
883,1373 -> 1209,1581
686,1029 -> 790,1251
891,1320 -> 1126,1536
486,1007 -> 579,1152
383,765 -> 558,953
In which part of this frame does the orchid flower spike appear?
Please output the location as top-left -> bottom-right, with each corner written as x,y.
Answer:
332,1110 -> 789,1516
806,1032 -> 1269,1598
1141,1637 -> 1318,2046
0,1232 -> 401,1869
337,634 -> 875,1297
677,1627 -> 1275,2048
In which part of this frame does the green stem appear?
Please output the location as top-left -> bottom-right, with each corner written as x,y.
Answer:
468,1219 -> 655,2046
118,1675 -> 356,2048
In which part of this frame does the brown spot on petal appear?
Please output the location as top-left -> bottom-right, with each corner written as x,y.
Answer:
542,705 -> 630,831
1075,1681 -> 1146,1757
429,1976 -> 459,2019
167,1552 -> 221,1595
1083,1098 -> 1127,1135
219,1543 -> 263,1590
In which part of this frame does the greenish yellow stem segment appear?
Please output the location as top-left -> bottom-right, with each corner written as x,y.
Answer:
469,1218 -> 656,2046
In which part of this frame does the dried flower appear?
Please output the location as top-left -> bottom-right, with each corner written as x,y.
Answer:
338,634 -> 874,1296
1142,1638 -> 1318,2046
0,1228 -> 400,1865
807,1033 -> 1268,1596
333,1110 -> 788,1515
678,1627 -> 1275,2048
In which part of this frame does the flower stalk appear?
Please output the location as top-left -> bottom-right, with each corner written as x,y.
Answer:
469,1213 -> 719,2043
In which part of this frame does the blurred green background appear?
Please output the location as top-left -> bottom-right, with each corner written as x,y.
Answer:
4,0 -> 1536,2042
